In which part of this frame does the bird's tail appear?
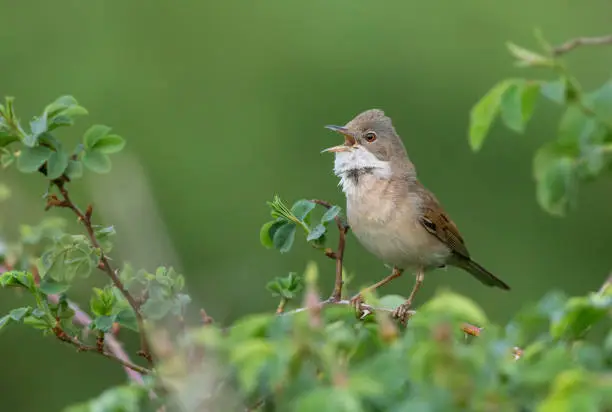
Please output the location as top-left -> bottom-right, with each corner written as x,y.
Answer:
454,258 -> 511,290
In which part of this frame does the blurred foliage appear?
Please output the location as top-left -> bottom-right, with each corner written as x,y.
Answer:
2,10 -> 612,412
469,33 -> 612,216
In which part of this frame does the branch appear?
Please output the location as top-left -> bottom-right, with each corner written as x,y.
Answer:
47,294 -> 147,383
52,319 -> 151,375
310,199 -> 349,302
284,298 -> 484,337
49,180 -> 154,367
552,34 -> 612,56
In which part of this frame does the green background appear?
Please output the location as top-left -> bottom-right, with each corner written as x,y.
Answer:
2,1 -> 612,410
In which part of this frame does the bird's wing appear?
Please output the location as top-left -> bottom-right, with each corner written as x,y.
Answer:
415,182 -> 471,259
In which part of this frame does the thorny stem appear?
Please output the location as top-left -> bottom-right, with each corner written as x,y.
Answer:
49,180 -> 154,368
310,199 -> 349,302
52,321 -> 151,375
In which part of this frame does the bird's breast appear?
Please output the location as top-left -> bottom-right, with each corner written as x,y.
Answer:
344,175 -> 450,270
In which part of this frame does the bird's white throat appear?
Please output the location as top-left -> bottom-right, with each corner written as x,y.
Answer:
333,147 -> 392,196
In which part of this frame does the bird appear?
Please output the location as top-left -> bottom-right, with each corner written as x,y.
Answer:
321,108 -> 510,321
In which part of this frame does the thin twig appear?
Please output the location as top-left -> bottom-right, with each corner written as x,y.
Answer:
50,180 -> 154,367
310,199 -> 349,302
52,320 -> 151,375
552,34 -> 612,56
48,294 -> 148,384
283,298 -> 484,337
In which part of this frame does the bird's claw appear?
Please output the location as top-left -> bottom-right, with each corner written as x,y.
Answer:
350,294 -> 365,319
392,300 -> 413,325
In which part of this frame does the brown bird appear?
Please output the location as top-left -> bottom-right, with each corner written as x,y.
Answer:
322,109 -> 510,320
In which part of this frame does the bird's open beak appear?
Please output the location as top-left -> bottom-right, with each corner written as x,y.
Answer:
321,125 -> 357,153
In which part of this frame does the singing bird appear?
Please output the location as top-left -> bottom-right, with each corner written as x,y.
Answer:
322,109 -> 510,320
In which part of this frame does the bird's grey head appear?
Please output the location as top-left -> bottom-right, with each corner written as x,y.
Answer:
321,109 -> 411,193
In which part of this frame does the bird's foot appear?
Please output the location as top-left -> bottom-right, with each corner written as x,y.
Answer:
392,300 -> 414,325
349,294 -> 365,318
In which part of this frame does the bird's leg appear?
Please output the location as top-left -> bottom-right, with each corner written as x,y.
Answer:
350,267 -> 404,314
393,270 -> 424,324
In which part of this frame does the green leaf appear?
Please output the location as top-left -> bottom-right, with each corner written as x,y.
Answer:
17,146 -> 52,173
272,222 -> 296,253
295,388 -> 363,412
306,224 -> 326,241
0,134 -> 19,148
46,149 -> 69,179
65,160 -> 83,179
500,81 -> 540,133
82,150 -> 111,173
533,144 -> 578,216
83,125 -> 111,149
420,289 -> 488,326
291,199 -> 316,223
140,298 -> 173,320
506,42 -> 554,67
541,79 -> 567,104
229,340 -> 275,394
90,287 -> 117,317
378,294 -> 407,310
551,294 -> 612,340
39,277 -> 71,295
92,315 -> 115,332
91,134 -> 125,154
26,114 -> 48,147
260,220 -> 279,249
321,205 -> 341,222
0,271 -> 35,290
588,79 -> 612,125
0,315 -> 11,331
469,79 -> 515,151
115,308 -> 138,331
9,307 -> 31,322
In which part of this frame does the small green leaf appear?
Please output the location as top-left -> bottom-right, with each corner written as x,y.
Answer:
39,277 -> 71,295
0,134 -> 19,148
82,150 -> 111,173
141,298 -> 173,320
92,315 -> 115,332
83,125 -> 111,149
306,224 -> 326,241
90,287 -> 117,317
321,205 -> 341,222
534,148 -> 577,216
420,289 -> 488,326
506,42 -> 554,67
378,294 -> 407,310
541,79 -> 567,104
65,160 -> 83,179
9,307 -> 31,322
551,294 -> 612,340
17,146 -> 52,173
0,315 -> 11,331
91,134 -> 125,154
291,199 -> 316,223
588,79 -> 612,125
26,114 -> 48,147
469,79 -> 515,151
260,220 -> 279,249
272,222 -> 296,253
114,308 -> 138,331
500,81 -> 540,133
46,149 -> 69,179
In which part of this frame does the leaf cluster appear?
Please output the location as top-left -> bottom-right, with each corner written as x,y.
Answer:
469,34 -> 612,216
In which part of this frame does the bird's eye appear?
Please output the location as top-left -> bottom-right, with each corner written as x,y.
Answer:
364,132 -> 377,142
